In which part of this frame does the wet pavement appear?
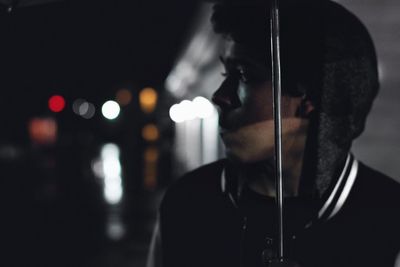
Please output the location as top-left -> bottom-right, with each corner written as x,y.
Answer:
0,142 -> 165,267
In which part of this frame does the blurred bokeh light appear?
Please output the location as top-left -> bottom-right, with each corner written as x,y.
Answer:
48,95 -> 65,113
142,124 -> 160,142
115,88 -> 133,107
28,117 -> 58,144
102,100 -> 120,120
139,87 -> 158,114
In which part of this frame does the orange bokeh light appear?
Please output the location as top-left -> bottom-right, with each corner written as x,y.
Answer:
115,89 -> 132,106
142,124 -> 160,142
139,87 -> 158,113
143,146 -> 159,190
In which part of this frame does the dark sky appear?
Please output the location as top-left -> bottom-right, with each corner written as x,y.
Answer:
0,0 -> 199,141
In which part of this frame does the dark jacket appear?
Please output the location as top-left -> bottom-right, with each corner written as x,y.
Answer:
151,157 -> 400,267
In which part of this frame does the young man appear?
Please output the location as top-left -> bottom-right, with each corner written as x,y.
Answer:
149,1 -> 400,266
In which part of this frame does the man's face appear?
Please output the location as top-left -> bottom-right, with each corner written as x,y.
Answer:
212,40 -> 311,163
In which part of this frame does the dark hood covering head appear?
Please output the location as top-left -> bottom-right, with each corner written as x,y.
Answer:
211,0 -> 379,196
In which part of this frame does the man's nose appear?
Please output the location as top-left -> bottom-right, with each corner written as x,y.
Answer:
211,78 -> 241,110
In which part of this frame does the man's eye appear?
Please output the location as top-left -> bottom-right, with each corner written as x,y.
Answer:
221,68 -> 249,83
237,67 -> 250,83
239,68 -> 269,84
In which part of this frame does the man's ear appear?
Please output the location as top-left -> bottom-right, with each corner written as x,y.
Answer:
296,98 -> 315,118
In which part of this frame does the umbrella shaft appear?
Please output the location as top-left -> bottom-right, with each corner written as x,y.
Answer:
270,0 -> 284,260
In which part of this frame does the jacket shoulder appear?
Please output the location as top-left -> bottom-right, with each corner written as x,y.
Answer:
357,162 -> 400,198
352,162 -> 400,224
160,159 -> 226,212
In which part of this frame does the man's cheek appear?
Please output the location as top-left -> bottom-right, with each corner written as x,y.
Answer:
237,83 -> 247,103
222,123 -> 276,162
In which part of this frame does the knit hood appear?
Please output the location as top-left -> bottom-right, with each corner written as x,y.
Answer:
211,0 -> 379,197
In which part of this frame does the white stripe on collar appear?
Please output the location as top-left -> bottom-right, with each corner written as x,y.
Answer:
327,158 -> 358,220
318,154 -> 359,220
318,154 -> 352,218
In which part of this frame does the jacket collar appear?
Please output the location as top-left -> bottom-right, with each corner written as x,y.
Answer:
220,153 -> 359,222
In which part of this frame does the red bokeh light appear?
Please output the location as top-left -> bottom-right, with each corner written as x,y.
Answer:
48,95 -> 66,113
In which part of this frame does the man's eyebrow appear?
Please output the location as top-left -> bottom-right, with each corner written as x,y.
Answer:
219,55 -> 268,71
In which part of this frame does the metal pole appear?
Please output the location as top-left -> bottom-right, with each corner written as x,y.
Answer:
270,0 -> 285,260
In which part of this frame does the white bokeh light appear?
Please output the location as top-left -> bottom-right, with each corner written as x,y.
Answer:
79,102 -> 89,115
72,98 -> 86,115
102,100 -> 120,120
169,97 -> 216,123
180,100 -> 196,121
73,99 -> 96,119
104,178 -> 123,205
101,143 -> 123,205
82,102 -> 96,119
169,103 -> 185,123
193,96 -> 215,119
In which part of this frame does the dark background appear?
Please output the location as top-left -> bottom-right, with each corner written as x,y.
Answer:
0,1 -> 200,266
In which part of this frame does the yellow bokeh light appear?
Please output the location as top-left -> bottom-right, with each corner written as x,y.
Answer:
143,146 -> 159,190
144,146 -> 159,162
143,162 -> 157,190
115,89 -> 132,106
139,87 -> 158,113
142,124 -> 160,142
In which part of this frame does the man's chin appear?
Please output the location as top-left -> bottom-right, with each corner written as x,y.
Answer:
225,148 -> 267,164
225,150 -> 244,163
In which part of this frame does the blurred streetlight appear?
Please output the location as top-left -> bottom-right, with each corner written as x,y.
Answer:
139,87 -> 158,113
169,97 -> 216,123
48,95 -> 66,113
102,100 -> 120,120
116,89 -> 133,107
